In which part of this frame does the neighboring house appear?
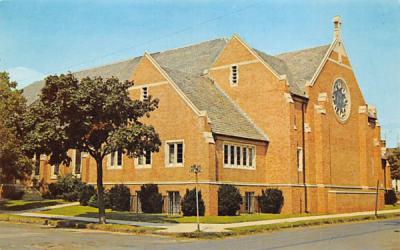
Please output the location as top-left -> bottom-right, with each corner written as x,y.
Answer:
24,16 -> 392,215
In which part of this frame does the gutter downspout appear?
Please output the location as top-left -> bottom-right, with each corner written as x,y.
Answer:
301,102 -> 308,213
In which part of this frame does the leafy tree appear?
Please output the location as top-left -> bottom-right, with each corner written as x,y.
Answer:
218,184 -> 242,216
388,147 -> 400,192
138,184 -> 163,213
0,72 -> 32,182
23,73 -> 161,223
181,188 -> 205,216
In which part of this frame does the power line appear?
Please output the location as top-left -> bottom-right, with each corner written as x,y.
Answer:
17,1 -> 260,84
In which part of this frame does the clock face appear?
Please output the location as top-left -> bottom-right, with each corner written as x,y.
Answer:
332,79 -> 351,121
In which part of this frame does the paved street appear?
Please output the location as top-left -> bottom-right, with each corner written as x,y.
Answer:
0,219 -> 399,250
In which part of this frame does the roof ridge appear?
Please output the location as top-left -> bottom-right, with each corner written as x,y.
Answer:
149,37 -> 228,55
208,77 -> 269,141
275,44 -> 331,57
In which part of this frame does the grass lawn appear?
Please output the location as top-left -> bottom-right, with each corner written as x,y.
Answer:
0,199 -> 67,211
39,205 -> 313,224
383,204 -> 400,210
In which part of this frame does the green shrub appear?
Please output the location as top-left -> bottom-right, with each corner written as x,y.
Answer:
259,188 -> 284,214
138,184 -> 163,213
181,188 -> 205,216
46,175 -> 84,201
385,190 -> 398,205
79,185 -> 96,206
109,184 -> 131,211
2,185 -> 24,200
218,184 -> 242,216
88,192 -> 111,209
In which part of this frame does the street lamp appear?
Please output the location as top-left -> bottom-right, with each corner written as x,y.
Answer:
190,164 -> 202,232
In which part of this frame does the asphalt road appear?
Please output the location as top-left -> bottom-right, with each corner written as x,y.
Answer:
0,219 -> 399,250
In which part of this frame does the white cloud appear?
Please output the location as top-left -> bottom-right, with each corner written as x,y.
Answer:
5,66 -> 45,88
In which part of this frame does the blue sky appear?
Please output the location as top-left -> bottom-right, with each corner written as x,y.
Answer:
0,0 -> 399,146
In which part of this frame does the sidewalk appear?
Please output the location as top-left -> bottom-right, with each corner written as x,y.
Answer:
14,208 -> 400,233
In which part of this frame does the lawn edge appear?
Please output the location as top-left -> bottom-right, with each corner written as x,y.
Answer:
0,213 -> 160,235
170,212 -> 400,239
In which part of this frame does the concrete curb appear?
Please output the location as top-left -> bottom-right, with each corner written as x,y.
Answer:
16,208 -> 400,233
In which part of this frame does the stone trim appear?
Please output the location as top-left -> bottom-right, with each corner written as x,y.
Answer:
209,59 -> 259,71
284,93 -> 294,103
128,81 -> 168,90
88,180 -> 385,190
327,58 -> 352,70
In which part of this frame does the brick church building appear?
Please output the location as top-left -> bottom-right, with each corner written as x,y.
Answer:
24,16 -> 392,215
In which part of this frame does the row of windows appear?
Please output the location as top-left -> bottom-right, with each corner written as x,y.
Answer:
223,144 -> 255,169
108,141 -> 184,169
40,141 -> 260,178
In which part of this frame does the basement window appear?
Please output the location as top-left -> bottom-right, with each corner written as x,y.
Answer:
230,65 -> 238,86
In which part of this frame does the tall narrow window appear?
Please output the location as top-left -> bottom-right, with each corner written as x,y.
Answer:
177,143 -> 183,164
248,147 -> 254,167
34,155 -> 40,176
236,146 -> 241,165
141,87 -> 148,101
230,145 -> 235,165
242,147 -> 247,166
117,149 -> 123,166
51,163 -> 60,179
224,145 -> 229,164
297,147 -> 303,172
230,65 -> 238,85
168,144 -> 175,164
166,141 -> 184,167
75,150 -> 81,175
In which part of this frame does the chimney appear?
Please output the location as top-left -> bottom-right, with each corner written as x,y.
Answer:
333,16 -> 341,40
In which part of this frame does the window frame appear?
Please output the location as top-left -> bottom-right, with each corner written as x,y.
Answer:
230,64 -> 239,86
72,149 -> 82,176
108,149 -> 123,169
141,86 -> 149,101
223,142 -> 256,170
165,140 -> 185,168
297,147 -> 303,172
135,150 -> 152,169
50,163 -> 60,179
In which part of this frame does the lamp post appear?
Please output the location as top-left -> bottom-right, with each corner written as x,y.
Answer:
190,164 -> 202,232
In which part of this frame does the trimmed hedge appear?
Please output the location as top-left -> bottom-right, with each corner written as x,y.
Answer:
138,184 -> 163,213
181,188 -> 205,216
45,175 -> 84,201
108,184 -> 131,211
79,185 -> 96,206
259,188 -> 284,214
385,190 -> 398,205
218,184 -> 242,216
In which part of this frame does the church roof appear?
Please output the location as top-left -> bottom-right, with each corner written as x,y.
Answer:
22,37 -> 331,141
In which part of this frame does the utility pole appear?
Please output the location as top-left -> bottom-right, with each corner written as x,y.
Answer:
190,164 -> 202,232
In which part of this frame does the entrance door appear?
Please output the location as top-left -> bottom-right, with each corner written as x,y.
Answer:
168,191 -> 180,215
245,192 -> 254,214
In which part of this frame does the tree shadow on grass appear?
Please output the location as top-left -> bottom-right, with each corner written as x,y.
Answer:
0,200 -> 62,211
75,210 -> 179,224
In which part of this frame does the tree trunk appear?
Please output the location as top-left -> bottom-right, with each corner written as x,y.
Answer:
95,157 -> 106,224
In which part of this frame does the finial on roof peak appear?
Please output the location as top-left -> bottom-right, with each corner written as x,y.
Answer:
333,16 -> 342,41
